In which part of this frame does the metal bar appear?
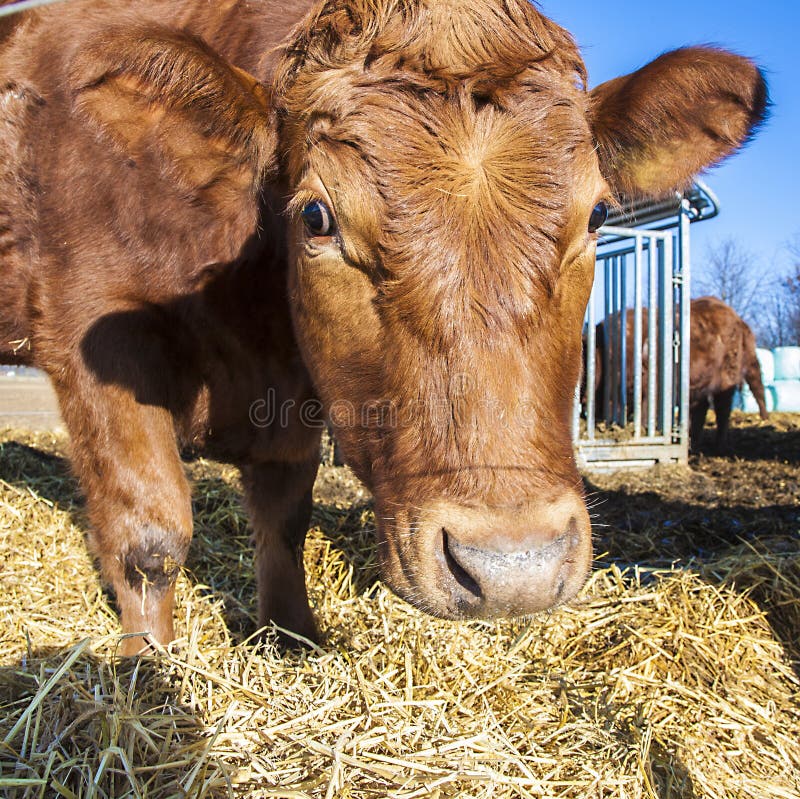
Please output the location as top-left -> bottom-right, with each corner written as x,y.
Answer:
660,236 -> 674,439
586,278 -> 597,440
600,183 -> 720,241
606,255 -> 619,423
603,257 -> 612,424
580,435 -> 674,446
596,241 -> 637,257
632,236 -> 643,438
0,0 -> 71,17
647,239 -> 658,437
601,226 -> 678,243
620,252 -> 628,425
678,200 -> 692,461
611,255 -> 625,427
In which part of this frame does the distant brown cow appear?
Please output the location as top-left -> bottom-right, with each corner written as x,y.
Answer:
0,0 -> 766,653
583,307 -> 649,423
689,296 -> 768,449
586,299 -> 768,449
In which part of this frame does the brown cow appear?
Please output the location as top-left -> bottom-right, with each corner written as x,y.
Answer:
583,307 -> 649,424
586,299 -> 768,449
690,296 -> 768,449
0,0 -> 767,653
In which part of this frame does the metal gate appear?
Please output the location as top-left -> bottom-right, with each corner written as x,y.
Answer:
574,183 -> 718,470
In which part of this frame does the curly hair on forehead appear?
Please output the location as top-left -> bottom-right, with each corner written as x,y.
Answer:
273,0 -> 586,100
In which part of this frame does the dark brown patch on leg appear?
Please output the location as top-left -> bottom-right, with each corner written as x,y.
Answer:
122,526 -> 189,592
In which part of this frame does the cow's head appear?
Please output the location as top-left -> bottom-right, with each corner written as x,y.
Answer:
72,0 -> 766,622
270,0 -> 766,619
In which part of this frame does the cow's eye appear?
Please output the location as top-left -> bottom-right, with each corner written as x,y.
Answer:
301,200 -> 336,237
588,201 -> 608,233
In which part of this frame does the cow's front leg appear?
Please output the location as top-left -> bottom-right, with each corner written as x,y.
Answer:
55,375 -> 192,656
241,453 -> 321,645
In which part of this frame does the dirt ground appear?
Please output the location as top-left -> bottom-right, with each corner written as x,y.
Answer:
587,412 -> 798,554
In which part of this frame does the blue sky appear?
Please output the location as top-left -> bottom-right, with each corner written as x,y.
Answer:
543,0 -> 799,282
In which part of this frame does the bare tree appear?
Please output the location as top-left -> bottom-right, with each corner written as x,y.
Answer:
753,234 -> 800,348
757,277 -> 797,348
693,237 -> 762,319
782,234 -> 800,343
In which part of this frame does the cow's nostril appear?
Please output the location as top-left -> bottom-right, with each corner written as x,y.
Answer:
441,528 -> 482,600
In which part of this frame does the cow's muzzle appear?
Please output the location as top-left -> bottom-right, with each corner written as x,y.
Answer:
378,490 -> 592,619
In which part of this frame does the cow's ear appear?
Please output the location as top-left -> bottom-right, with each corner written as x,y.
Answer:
590,47 -> 768,199
70,25 -> 277,199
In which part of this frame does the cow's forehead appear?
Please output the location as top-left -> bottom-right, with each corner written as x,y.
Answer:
299,82 -> 597,345
353,80 -> 592,191
324,80 -> 596,247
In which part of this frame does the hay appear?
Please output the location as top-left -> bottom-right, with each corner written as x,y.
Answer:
0,417 -> 798,799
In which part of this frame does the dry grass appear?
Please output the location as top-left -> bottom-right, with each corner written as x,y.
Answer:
0,414 -> 798,798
